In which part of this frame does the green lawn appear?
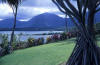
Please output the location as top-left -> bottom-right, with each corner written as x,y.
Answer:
97,35 -> 100,47
0,38 -> 100,65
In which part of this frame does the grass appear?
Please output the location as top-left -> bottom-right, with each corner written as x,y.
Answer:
0,37 -> 100,65
0,38 -> 75,65
97,35 -> 100,47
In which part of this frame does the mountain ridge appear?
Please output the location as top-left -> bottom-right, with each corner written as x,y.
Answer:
0,12 -> 100,31
0,13 -> 66,31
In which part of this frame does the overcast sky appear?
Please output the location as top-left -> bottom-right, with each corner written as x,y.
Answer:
0,0 -> 76,21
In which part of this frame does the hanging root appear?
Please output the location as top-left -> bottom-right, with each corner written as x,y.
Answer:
66,34 -> 100,65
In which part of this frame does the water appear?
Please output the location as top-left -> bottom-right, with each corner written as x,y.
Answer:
0,31 -> 64,43
0,31 -> 63,35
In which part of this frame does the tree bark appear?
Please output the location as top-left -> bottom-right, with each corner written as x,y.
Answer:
8,7 -> 18,53
87,10 -> 95,40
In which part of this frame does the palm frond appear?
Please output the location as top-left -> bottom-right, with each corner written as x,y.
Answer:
2,0 -> 22,8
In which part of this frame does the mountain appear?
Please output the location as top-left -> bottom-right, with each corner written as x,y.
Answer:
0,12 -> 100,31
95,12 -> 100,23
28,13 -> 66,29
0,13 -> 66,31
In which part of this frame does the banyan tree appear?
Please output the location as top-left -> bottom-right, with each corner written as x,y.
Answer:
52,0 -> 100,65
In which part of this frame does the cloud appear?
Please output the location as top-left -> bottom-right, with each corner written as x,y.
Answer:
0,4 -> 12,16
19,18 -> 31,21
58,15 -> 65,18
0,3 -> 63,19
17,6 -> 63,19
18,6 -> 64,17
0,19 -> 3,21
0,0 -> 77,19
22,0 -> 56,7
19,6 -> 60,14
20,0 -> 77,19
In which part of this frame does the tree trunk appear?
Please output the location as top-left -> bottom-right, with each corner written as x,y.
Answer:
87,10 -> 95,41
8,8 -> 18,53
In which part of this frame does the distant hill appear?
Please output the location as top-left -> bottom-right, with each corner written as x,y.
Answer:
0,12 -> 100,31
28,13 -> 66,30
0,13 -> 66,31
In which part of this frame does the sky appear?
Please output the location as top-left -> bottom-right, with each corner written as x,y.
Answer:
0,0 -> 77,21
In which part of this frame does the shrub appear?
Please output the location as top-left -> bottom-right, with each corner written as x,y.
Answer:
60,33 -> 67,40
37,38 -> 44,45
53,34 -> 59,41
0,34 -> 9,48
12,35 -> 18,49
28,38 -> 35,47
46,37 -> 51,43
16,41 -> 28,49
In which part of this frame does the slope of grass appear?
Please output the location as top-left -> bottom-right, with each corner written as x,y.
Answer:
0,38 -> 75,65
0,37 -> 100,65
97,35 -> 100,47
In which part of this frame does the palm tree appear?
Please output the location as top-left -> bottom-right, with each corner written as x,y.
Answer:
2,0 -> 22,53
52,0 -> 100,65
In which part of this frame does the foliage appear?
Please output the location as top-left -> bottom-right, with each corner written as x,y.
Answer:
28,38 -> 35,47
37,38 -> 44,45
2,0 -> 22,8
60,32 -> 67,40
46,37 -> 52,43
0,34 -> 8,48
16,41 -> 28,49
95,23 -> 100,34
12,35 -> 18,49
95,23 -> 100,30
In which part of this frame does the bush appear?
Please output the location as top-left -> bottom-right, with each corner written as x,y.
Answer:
12,35 -> 18,49
0,34 -> 9,48
52,34 -> 59,41
37,38 -> 44,45
0,34 -> 9,56
16,41 -> 28,49
46,37 -> 52,43
28,38 -> 35,47
60,33 -> 67,40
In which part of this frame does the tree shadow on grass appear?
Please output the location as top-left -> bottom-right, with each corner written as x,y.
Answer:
0,59 -> 5,65
55,38 -> 76,46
